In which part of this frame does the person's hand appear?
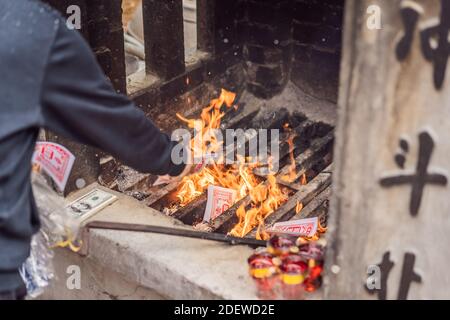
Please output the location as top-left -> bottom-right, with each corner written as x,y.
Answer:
152,163 -> 193,186
152,156 -> 207,187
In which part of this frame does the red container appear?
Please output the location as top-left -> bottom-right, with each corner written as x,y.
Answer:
248,250 -> 279,299
298,242 -> 324,292
267,235 -> 298,257
279,254 -> 308,299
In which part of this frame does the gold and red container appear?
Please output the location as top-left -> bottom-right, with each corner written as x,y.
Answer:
267,235 -> 298,257
298,242 -> 325,292
279,253 -> 308,299
247,249 -> 279,299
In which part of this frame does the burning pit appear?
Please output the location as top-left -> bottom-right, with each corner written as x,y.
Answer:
100,88 -> 333,245
47,0 -> 339,246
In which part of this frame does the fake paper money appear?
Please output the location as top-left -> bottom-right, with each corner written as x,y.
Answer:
267,217 -> 319,237
203,185 -> 236,222
32,142 -> 75,191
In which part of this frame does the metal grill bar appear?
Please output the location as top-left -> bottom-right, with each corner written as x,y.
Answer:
209,135 -> 333,234
84,221 -> 266,248
246,166 -> 332,238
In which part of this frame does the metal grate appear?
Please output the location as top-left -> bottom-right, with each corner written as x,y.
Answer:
102,106 -> 334,239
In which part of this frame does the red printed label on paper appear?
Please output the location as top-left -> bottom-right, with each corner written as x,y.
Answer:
204,185 -> 237,222
32,142 -> 75,191
267,217 -> 319,237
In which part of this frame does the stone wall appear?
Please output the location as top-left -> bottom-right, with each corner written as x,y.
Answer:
240,0 -> 344,102
326,0 -> 450,299
292,0 -> 344,102
241,0 -> 293,99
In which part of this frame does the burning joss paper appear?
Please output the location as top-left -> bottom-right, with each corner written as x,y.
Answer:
266,217 -> 319,238
203,185 -> 237,222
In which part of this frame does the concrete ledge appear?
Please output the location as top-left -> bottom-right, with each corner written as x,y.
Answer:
45,183 -> 258,300
41,247 -> 165,300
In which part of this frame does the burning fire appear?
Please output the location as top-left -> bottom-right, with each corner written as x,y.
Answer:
300,173 -> 307,185
280,124 -> 307,186
295,201 -> 303,214
175,89 -> 261,206
281,134 -> 297,183
298,221 -> 328,242
229,175 -> 289,240
174,89 -> 291,239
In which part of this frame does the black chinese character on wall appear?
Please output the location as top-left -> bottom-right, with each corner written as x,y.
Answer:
396,0 -> 450,90
366,252 -> 422,300
379,130 -> 447,217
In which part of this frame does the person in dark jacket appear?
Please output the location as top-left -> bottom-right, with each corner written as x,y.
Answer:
0,0 -> 189,299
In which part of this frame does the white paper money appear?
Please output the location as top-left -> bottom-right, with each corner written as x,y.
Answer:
66,189 -> 117,222
203,185 -> 236,222
266,217 -> 319,237
32,142 -> 75,191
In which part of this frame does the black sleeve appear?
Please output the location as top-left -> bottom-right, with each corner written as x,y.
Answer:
40,20 -> 184,176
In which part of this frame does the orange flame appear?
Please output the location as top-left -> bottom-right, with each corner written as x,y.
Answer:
229,175 -> 288,240
281,126 -> 297,183
300,173 -> 307,185
175,89 -> 254,206
295,201 -> 303,214
174,89 -> 289,239
297,220 -> 328,242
